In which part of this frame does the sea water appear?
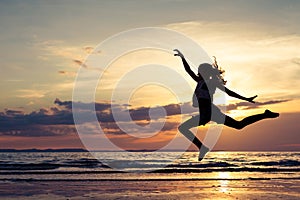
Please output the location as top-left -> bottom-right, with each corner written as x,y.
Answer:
0,152 -> 299,181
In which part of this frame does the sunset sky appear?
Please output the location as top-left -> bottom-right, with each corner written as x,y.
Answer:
0,0 -> 299,151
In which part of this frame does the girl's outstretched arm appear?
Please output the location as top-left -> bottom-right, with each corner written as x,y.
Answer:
224,87 -> 257,103
174,49 -> 200,82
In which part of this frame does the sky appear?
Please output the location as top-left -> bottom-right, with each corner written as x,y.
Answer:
0,0 -> 300,151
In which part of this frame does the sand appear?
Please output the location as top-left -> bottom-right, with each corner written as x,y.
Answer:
0,179 -> 299,200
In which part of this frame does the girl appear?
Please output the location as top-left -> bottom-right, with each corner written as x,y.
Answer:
174,49 -> 279,161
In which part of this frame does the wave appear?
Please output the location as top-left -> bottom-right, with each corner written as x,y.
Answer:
1,167 -> 300,174
154,167 -> 300,173
0,152 -> 299,173
63,158 -> 110,168
0,158 -> 110,170
250,160 -> 300,167
2,177 -> 300,182
0,160 -> 299,171
167,162 -> 237,168
0,163 -> 62,170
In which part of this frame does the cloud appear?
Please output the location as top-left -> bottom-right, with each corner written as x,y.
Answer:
3,79 -> 23,82
16,89 -> 46,98
54,98 -> 112,113
3,109 -> 24,116
58,70 -> 76,76
226,99 -> 291,111
83,46 -> 102,54
83,46 -> 94,54
0,125 -> 76,137
0,98 -> 183,137
34,39 -> 92,70
36,40 -> 83,61
0,100 -> 75,137
100,120 -> 179,136
292,57 -> 300,66
58,70 -> 66,74
0,98 -> 289,137
73,59 -> 88,68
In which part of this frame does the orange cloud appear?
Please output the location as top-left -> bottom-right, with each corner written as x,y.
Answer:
58,70 -> 76,76
83,46 -> 94,54
73,59 -> 88,68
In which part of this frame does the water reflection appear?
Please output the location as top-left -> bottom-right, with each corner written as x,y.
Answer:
218,171 -> 230,193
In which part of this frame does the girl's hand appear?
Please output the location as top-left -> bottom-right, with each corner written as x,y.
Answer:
247,95 -> 258,103
174,49 -> 184,58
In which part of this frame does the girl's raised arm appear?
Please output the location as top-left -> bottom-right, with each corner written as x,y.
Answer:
174,49 -> 200,82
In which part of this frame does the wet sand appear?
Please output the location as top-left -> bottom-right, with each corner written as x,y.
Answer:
0,179 -> 299,200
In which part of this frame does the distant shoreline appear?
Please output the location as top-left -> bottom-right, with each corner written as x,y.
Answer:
0,149 -> 299,152
0,149 -> 198,152
0,148 -> 89,152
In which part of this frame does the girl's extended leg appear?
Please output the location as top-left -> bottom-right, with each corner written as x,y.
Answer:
224,109 -> 279,129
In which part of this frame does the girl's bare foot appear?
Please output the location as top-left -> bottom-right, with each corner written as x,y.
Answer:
198,145 -> 210,161
264,110 -> 279,118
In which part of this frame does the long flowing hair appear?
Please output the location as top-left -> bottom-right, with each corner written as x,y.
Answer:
212,56 -> 227,85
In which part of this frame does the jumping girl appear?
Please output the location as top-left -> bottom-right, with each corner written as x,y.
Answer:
174,49 -> 279,161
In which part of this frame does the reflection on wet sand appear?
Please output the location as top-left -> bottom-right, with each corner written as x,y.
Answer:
218,171 -> 230,193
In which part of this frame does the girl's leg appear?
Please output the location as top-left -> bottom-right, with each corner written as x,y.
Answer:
178,99 -> 213,161
224,109 -> 279,129
178,98 -> 211,148
198,99 -> 211,125
178,115 -> 203,149
178,115 -> 210,161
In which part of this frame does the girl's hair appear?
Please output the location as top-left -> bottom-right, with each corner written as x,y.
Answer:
198,57 -> 227,85
212,56 -> 227,85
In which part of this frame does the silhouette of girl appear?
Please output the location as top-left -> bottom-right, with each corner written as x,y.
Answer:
174,49 -> 279,161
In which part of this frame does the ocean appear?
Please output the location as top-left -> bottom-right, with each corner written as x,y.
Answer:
0,151 -> 299,181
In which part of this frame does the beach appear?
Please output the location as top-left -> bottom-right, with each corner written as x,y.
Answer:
0,151 -> 299,199
1,179 -> 299,200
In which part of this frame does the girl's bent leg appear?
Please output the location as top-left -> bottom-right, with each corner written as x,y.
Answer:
178,115 -> 203,149
178,116 -> 210,161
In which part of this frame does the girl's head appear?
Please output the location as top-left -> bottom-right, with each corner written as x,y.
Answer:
198,63 -> 219,78
198,57 -> 226,84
